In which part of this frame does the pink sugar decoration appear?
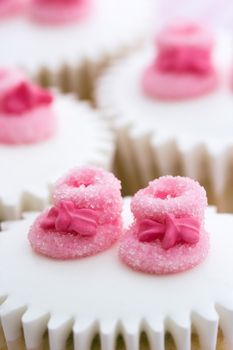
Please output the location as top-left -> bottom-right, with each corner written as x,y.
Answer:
28,0 -> 91,25
0,0 -> 24,19
0,106 -> 57,145
53,166 -> 122,225
41,200 -> 99,237
142,21 -> 218,100
141,65 -> 218,100
119,176 -> 209,275
131,176 -> 207,224
2,81 -> 53,115
29,210 -> 122,259
119,224 -> 209,275
0,71 -> 56,145
138,214 -> 200,249
28,167 -> 123,259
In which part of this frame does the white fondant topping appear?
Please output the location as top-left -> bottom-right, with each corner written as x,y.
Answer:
0,0 -> 152,73
96,34 -> 233,193
97,35 -> 233,152
0,199 -> 233,350
0,95 -> 114,220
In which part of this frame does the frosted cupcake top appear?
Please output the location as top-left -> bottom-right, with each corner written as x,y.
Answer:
96,29 -> 233,154
0,0 -> 152,73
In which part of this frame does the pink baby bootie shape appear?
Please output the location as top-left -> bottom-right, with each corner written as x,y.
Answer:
142,21 -> 219,100
0,68 -> 56,145
28,0 -> 91,24
0,0 -> 24,19
119,176 -> 209,275
28,166 -> 123,259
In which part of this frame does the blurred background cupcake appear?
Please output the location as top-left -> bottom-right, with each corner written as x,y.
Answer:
0,68 -> 114,221
96,20 -> 233,213
0,0 -> 153,101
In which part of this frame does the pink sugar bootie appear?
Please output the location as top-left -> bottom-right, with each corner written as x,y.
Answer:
0,68 -> 56,145
142,21 -> 219,100
28,0 -> 91,25
0,0 -> 24,19
119,176 -> 209,275
28,167 -> 123,259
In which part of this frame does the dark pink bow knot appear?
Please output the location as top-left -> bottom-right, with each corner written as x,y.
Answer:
41,200 -> 99,237
1,81 -> 53,115
156,48 -> 211,74
138,214 -> 200,250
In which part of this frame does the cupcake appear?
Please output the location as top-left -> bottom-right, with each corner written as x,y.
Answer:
1,176 -> 233,350
96,22 -> 233,212
0,69 -> 114,221
0,0 -> 152,101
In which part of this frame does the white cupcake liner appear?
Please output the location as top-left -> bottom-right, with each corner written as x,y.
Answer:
0,0 -> 153,102
0,94 -> 115,221
0,327 -> 228,350
1,199 -> 233,350
96,37 -> 233,212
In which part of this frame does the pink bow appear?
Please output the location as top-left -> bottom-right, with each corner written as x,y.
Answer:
41,200 -> 99,237
156,48 -> 211,74
138,214 -> 200,250
1,81 -> 53,115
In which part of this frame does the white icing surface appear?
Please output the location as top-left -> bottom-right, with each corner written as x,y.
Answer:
97,35 -> 233,155
0,0 -> 152,72
0,95 -> 114,220
1,200 -> 233,350
96,34 -> 233,195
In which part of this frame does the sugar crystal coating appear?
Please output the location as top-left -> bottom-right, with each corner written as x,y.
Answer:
119,223 -> 209,275
131,176 -> 207,224
53,166 -> 122,224
29,166 -> 123,259
120,176 -> 209,275
29,210 -> 122,259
